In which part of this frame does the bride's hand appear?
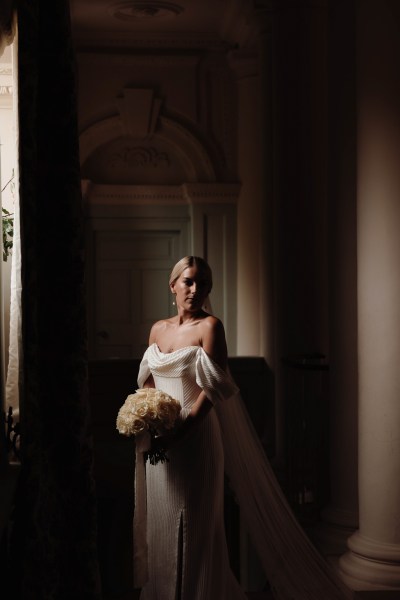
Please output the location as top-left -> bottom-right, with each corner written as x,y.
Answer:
151,408 -> 193,453
152,432 -> 175,452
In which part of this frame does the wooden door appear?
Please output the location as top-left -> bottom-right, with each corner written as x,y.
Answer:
87,219 -> 188,359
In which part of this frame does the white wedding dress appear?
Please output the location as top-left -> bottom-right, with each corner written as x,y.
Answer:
136,344 -> 245,600
134,344 -> 353,600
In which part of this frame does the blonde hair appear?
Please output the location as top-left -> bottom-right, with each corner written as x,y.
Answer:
169,256 -> 213,293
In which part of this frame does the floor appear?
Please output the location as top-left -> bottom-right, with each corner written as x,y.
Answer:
106,588 -> 273,599
94,438 -> 274,600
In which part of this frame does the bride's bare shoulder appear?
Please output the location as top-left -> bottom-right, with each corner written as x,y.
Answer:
200,315 -> 227,368
200,314 -> 224,333
149,317 -> 176,343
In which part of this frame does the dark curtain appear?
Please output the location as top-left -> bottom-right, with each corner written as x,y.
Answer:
7,1 -> 101,598
0,0 -> 15,52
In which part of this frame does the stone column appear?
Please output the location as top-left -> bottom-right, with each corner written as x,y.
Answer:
267,0 -> 330,468
229,38 -> 275,591
230,48 -> 264,357
227,6 -> 283,589
229,5 -> 277,362
257,16 -> 276,372
340,0 -> 400,590
315,0 -> 359,555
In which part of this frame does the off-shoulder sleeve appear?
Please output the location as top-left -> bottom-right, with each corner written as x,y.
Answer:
137,348 -> 151,388
195,347 -> 239,404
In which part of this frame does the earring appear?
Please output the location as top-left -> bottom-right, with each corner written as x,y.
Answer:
172,295 -> 176,306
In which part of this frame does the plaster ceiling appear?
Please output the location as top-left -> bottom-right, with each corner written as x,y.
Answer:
70,0 -> 258,49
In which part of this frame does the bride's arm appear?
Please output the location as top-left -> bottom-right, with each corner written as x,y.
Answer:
143,374 -> 155,388
154,393 -> 213,452
142,322 -> 161,388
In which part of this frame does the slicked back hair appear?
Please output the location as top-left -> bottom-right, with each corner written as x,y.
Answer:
169,256 -> 213,294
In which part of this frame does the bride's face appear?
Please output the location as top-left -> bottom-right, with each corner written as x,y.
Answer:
171,266 -> 210,312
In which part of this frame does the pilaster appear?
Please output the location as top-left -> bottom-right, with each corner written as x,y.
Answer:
339,0 -> 400,590
314,0 -> 359,556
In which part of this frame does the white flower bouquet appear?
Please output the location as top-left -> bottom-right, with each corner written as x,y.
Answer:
116,388 -> 182,464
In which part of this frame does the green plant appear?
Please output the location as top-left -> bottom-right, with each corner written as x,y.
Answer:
1,170 -> 15,262
2,207 -> 14,261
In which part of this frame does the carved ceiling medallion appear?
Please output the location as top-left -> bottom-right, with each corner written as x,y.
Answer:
110,1 -> 184,21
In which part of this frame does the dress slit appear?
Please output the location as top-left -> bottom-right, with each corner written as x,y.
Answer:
175,512 -> 184,600
137,345 -> 247,600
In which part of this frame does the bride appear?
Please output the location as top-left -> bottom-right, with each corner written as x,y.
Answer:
133,256 -> 352,600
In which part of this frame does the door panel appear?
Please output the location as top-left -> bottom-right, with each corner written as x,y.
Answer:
90,227 -> 184,359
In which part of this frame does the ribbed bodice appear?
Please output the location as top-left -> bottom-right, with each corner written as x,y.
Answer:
137,344 -> 238,409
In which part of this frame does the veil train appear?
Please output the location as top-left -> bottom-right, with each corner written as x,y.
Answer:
216,385 -> 353,599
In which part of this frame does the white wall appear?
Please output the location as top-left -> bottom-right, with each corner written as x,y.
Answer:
0,43 -> 16,377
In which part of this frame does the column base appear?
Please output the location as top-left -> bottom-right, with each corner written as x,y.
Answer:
310,506 -> 358,555
310,521 -> 356,556
340,532 -> 400,591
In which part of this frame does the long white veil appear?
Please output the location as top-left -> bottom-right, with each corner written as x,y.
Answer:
215,385 -> 353,599
200,290 -> 351,597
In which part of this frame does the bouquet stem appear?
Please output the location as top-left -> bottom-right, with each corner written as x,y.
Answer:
145,447 -> 169,465
145,429 -> 170,465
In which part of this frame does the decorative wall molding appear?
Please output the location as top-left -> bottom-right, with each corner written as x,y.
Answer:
80,116 -> 125,163
85,183 -> 185,205
84,181 -> 241,206
80,114 -> 217,182
116,88 -> 162,138
109,146 -> 170,169
77,50 -> 201,68
74,31 -> 229,51
159,116 -> 216,181
183,182 -> 241,205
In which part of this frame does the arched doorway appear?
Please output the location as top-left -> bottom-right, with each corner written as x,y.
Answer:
80,109 -> 239,358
